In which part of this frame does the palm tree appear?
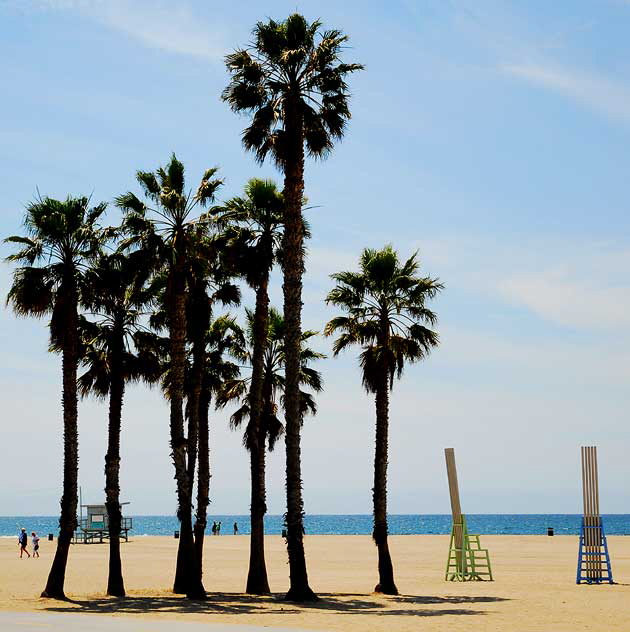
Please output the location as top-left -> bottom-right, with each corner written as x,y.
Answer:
194,314 -> 246,568
223,14 -> 362,601
325,246 -> 442,595
4,195 -> 106,599
183,236 -> 240,578
76,250 -> 161,596
217,307 -> 324,590
211,178 -> 283,593
116,154 -> 223,598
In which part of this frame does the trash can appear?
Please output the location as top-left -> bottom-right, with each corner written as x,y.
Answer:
547,527 -> 554,536
48,533 -> 53,541
174,530 -> 180,539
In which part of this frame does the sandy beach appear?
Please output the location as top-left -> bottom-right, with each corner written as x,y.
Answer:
0,534 -> 628,631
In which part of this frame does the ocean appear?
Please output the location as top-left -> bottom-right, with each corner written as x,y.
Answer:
2,514 -> 630,537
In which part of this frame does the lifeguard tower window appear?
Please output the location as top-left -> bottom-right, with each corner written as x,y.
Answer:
74,502 -> 132,544
91,514 -> 104,528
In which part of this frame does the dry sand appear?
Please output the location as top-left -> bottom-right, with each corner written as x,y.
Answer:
1,534 -> 629,631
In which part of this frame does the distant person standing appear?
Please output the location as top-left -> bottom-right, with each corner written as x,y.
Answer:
233,522 -> 238,535
18,528 -> 30,558
31,532 -> 40,558
217,521 -> 222,535
212,521 -> 217,536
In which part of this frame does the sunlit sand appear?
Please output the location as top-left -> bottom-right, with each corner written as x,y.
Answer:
1,534 -> 629,631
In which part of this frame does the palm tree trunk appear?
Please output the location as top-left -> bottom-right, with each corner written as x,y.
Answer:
372,367 -> 398,595
247,430 -> 269,594
246,280 -> 271,594
170,265 -> 205,599
194,383 -> 211,570
185,348 -> 201,492
281,99 -> 317,602
105,323 -> 126,597
177,330 -> 203,584
41,288 -> 79,599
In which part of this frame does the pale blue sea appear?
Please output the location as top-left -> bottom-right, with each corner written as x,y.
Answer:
2,514 -> 630,537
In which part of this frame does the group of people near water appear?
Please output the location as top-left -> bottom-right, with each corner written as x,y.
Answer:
18,521 -> 237,554
211,521 -> 239,535
17,528 -> 40,558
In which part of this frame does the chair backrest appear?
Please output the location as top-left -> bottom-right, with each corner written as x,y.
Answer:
445,448 -> 462,522
581,446 -> 600,521
445,448 -> 463,549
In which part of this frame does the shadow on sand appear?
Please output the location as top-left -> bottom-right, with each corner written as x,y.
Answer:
42,592 -> 509,619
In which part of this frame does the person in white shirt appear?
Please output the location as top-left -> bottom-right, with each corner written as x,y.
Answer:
31,532 -> 40,558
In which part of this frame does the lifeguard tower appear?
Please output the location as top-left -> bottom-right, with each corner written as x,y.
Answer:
74,502 -> 133,543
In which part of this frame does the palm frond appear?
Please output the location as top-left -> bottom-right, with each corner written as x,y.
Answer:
6,266 -> 54,316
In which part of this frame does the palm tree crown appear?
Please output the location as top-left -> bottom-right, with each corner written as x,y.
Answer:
5,195 -> 106,333
217,307 -> 324,450
222,14 -> 364,166
325,245 -> 442,390
211,178 -> 284,286
76,250 -> 162,398
116,153 -> 223,266
201,314 -> 246,398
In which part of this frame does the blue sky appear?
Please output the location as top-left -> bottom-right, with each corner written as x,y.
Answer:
1,0 -> 629,516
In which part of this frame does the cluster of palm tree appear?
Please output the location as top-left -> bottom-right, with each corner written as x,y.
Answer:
4,14 -> 443,603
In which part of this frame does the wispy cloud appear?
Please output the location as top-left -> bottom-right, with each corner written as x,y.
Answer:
22,0 -> 227,60
502,62 -> 630,124
407,233 -> 630,333
438,324 -> 630,386
305,232 -> 630,334
500,268 -> 630,331
439,3 -> 630,125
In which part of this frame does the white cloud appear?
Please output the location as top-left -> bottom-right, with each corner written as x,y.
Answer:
501,270 -> 630,331
306,235 -> 630,334
502,62 -> 630,125
24,0 -> 227,60
493,246 -> 630,331
437,325 -> 630,386
408,234 -> 630,333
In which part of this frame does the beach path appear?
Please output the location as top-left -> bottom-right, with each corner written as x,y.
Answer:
0,611 -> 323,631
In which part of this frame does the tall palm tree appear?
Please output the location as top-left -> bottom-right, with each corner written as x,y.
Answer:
325,246 -> 442,595
194,314 -> 246,568
183,237 -> 240,579
116,154 -> 223,599
223,14 -> 362,601
211,178 -> 283,594
217,307 -> 323,590
4,195 -> 105,599
76,250 -> 161,596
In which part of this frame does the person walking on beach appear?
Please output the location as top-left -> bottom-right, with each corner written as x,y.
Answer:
18,528 -> 30,558
212,521 -> 217,536
233,521 -> 238,535
31,532 -> 40,558
217,521 -> 222,535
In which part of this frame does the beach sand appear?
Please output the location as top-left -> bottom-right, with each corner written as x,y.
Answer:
1,534 -> 628,631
